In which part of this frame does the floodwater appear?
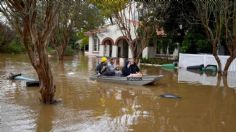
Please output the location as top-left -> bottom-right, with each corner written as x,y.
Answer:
0,54 -> 236,132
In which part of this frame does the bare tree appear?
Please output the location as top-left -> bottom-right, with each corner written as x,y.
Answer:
194,0 -> 236,75
51,0 -> 75,61
114,1 -> 138,59
0,0 -> 59,104
114,0 -> 170,62
193,0 -> 224,73
51,0 -> 104,61
222,0 -> 236,75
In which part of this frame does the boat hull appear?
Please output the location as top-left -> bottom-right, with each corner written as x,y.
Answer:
89,75 -> 163,86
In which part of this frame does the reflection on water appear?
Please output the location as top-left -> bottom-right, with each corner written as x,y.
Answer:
178,69 -> 236,89
1,54 -> 236,132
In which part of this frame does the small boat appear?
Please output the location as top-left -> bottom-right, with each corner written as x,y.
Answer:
89,75 -> 163,86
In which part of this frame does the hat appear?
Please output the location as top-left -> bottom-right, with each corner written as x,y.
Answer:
101,57 -> 107,62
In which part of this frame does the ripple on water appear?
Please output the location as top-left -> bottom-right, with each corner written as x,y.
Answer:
1,103 -> 37,131
1,54 -> 236,132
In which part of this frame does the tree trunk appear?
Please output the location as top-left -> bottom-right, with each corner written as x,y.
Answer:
223,56 -> 235,76
58,45 -> 66,61
37,61 -> 56,104
26,40 -> 56,104
212,43 -> 222,73
233,0 -> 236,36
58,30 -> 69,61
213,54 -> 222,73
216,73 -> 222,88
0,0 -> 59,104
25,17 -> 57,104
222,75 -> 229,88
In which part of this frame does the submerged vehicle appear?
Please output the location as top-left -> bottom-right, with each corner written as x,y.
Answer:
160,93 -> 181,99
187,64 -> 204,71
9,73 -> 40,87
89,75 -> 163,86
203,65 -> 217,72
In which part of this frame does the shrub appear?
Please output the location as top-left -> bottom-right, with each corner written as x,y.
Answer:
181,32 -> 211,53
47,47 -> 57,55
64,46 -> 75,56
0,39 -> 25,53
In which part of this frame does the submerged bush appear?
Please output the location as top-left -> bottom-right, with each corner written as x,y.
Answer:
0,39 -> 25,54
64,46 -> 75,56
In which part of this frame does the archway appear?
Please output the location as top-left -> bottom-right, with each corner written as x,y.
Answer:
102,37 -> 114,57
115,36 -> 129,58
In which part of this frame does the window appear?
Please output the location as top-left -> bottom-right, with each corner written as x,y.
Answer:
93,35 -> 99,51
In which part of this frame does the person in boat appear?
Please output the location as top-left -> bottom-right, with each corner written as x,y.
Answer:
96,57 -> 115,76
122,59 -> 142,77
107,58 -> 122,76
122,61 -> 130,76
107,58 -> 115,72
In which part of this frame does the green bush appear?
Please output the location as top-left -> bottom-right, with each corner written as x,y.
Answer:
64,46 -> 75,56
79,37 -> 88,50
181,32 -> 211,53
0,39 -> 25,53
47,47 -> 57,55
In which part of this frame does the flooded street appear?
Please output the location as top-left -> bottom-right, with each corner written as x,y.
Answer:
1,54 -> 236,132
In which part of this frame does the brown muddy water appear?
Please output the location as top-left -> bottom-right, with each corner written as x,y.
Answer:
0,54 -> 236,132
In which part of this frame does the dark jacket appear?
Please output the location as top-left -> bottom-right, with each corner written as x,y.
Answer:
122,61 -> 140,76
96,62 -> 115,76
96,62 -> 107,74
129,63 -> 140,74
122,61 -> 130,76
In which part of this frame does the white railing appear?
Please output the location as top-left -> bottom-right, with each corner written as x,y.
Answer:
179,53 -> 236,71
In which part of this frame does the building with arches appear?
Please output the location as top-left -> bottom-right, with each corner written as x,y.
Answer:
84,2 -> 178,60
85,23 -> 174,59
85,24 -> 144,59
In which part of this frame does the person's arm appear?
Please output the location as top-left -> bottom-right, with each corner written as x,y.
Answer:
101,65 -> 107,73
96,64 -> 102,74
108,63 -> 115,72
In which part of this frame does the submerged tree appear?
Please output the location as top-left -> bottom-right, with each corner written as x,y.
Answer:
50,0 -> 73,61
51,0 -> 104,61
193,0 -> 236,75
193,0 -> 224,73
0,0 -> 59,104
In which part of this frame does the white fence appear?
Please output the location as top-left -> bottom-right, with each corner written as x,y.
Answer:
179,53 -> 236,71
